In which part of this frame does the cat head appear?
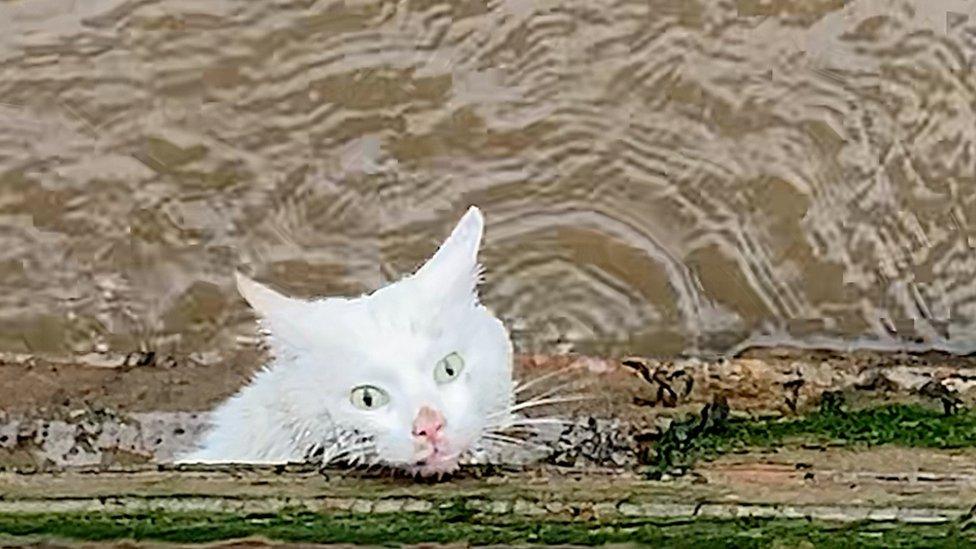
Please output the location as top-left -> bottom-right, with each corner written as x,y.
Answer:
237,206 -> 513,476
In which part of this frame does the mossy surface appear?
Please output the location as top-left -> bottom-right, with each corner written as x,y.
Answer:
0,508 -> 973,547
710,403 -> 976,450
647,400 -> 976,476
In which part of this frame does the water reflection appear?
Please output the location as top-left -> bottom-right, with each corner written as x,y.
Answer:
0,0 -> 974,358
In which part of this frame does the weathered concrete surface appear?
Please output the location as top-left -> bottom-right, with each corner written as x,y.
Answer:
2,348 -> 974,547
2,348 -> 975,467
0,447 -> 973,523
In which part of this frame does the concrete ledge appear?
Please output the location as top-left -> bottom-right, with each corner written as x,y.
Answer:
2,349 -> 975,544
0,452 -> 973,546
1,451 -> 973,522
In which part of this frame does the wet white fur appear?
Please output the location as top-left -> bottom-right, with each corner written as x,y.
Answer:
176,207 -> 513,468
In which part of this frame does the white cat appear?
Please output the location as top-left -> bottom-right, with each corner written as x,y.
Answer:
177,206 -> 515,477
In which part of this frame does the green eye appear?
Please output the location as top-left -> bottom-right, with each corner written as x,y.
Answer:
350,385 -> 389,410
434,352 -> 465,384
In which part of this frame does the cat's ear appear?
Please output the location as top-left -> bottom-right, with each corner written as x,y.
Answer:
235,272 -> 303,317
235,273 -> 314,349
413,206 -> 484,305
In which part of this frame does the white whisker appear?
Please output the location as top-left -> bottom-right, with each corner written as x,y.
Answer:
320,443 -> 356,460
480,442 -> 515,453
482,432 -> 529,445
322,443 -> 375,466
513,364 -> 578,395
521,379 -> 588,403
482,415 -> 576,435
503,394 -> 593,415
480,434 -> 551,452
496,417 -> 576,430
480,437 -> 525,450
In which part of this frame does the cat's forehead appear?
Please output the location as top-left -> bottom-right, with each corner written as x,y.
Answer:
359,332 -> 440,369
303,292 -> 453,360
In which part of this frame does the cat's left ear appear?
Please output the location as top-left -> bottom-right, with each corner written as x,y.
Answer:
234,272 -> 317,349
412,206 -> 484,305
235,272 -> 303,316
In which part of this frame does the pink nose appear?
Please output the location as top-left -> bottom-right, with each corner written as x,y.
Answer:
412,406 -> 446,441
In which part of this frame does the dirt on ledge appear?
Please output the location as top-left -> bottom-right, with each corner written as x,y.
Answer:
1,346 -> 975,420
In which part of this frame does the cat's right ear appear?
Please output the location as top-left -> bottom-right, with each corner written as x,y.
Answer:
235,272 -> 302,318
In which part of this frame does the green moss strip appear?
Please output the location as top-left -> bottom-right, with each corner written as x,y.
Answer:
711,403 -> 976,449
648,402 -> 976,476
0,509 -> 973,547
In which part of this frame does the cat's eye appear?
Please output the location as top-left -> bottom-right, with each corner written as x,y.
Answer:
350,385 -> 389,410
434,352 -> 465,384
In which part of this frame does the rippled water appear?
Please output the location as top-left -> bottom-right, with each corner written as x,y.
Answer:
1,0 -> 975,358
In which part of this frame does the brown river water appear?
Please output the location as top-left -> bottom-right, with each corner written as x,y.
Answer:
1,0 -> 975,360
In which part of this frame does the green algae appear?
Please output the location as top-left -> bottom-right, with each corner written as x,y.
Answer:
646,399 -> 976,477
0,509 -> 973,547
709,403 -> 976,448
